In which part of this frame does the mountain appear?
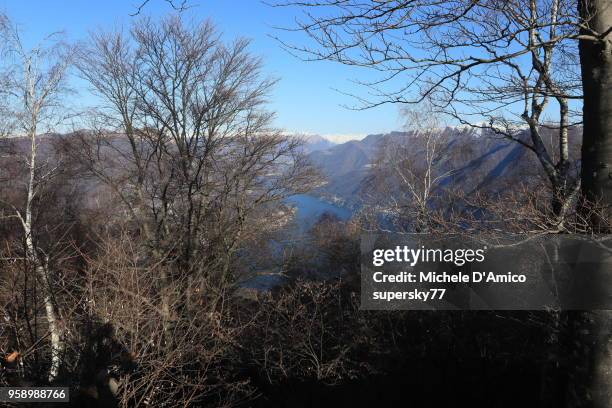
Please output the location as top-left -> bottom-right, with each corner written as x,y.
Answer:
299,134 -> 336,153
306,128 -> 581,209
307,138 -> 373,206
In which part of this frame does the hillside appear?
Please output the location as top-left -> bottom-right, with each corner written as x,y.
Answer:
307,128 -> 581,209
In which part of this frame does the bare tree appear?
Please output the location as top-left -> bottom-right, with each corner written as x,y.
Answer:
61,228 -> 255,407
130,0 -> 193,16
274,3 -> 611,406
363,106 -> 455,233
273,0 -> 597,221
67,15 -> 320,350
0,14 -> 72,383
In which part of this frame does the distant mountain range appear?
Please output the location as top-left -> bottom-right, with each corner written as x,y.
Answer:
2,129 -> 580,216
306,128 -> 581,210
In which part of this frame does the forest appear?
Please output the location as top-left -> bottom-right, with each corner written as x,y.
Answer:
0,0 -> 611,407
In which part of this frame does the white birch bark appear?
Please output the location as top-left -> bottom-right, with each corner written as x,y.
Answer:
0,18 -> 70,383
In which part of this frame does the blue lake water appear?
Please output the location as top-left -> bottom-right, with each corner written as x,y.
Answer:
240,194 -> 352,291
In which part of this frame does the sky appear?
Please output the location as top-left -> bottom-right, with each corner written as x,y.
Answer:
0,0 -> 403,143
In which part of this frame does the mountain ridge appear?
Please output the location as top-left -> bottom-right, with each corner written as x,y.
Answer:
306,127 -> 581,210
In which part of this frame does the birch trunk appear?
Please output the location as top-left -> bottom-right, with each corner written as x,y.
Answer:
22,123 -> 62,383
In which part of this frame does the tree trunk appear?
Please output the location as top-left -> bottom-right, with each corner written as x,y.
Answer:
563,310 -> 612,408
579,0 -> 612,228
566,2 -> 612,407
24,129 -> 62,383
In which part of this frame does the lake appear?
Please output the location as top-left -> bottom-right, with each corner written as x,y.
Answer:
239,194 -> 352,291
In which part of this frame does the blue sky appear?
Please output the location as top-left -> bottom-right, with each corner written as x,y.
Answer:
0,0 -> 402,142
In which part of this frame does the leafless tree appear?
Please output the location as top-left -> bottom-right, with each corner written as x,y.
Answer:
66,15 -> 320,351
362,105 -> 456,233
274,5 -> 611,402
130,0 -> 193,16
0,14 -> 73,383
273,0 -> 606,221
57,228 -> 256,407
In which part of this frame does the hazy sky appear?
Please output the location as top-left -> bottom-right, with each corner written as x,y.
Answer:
0,0 -> 404,142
